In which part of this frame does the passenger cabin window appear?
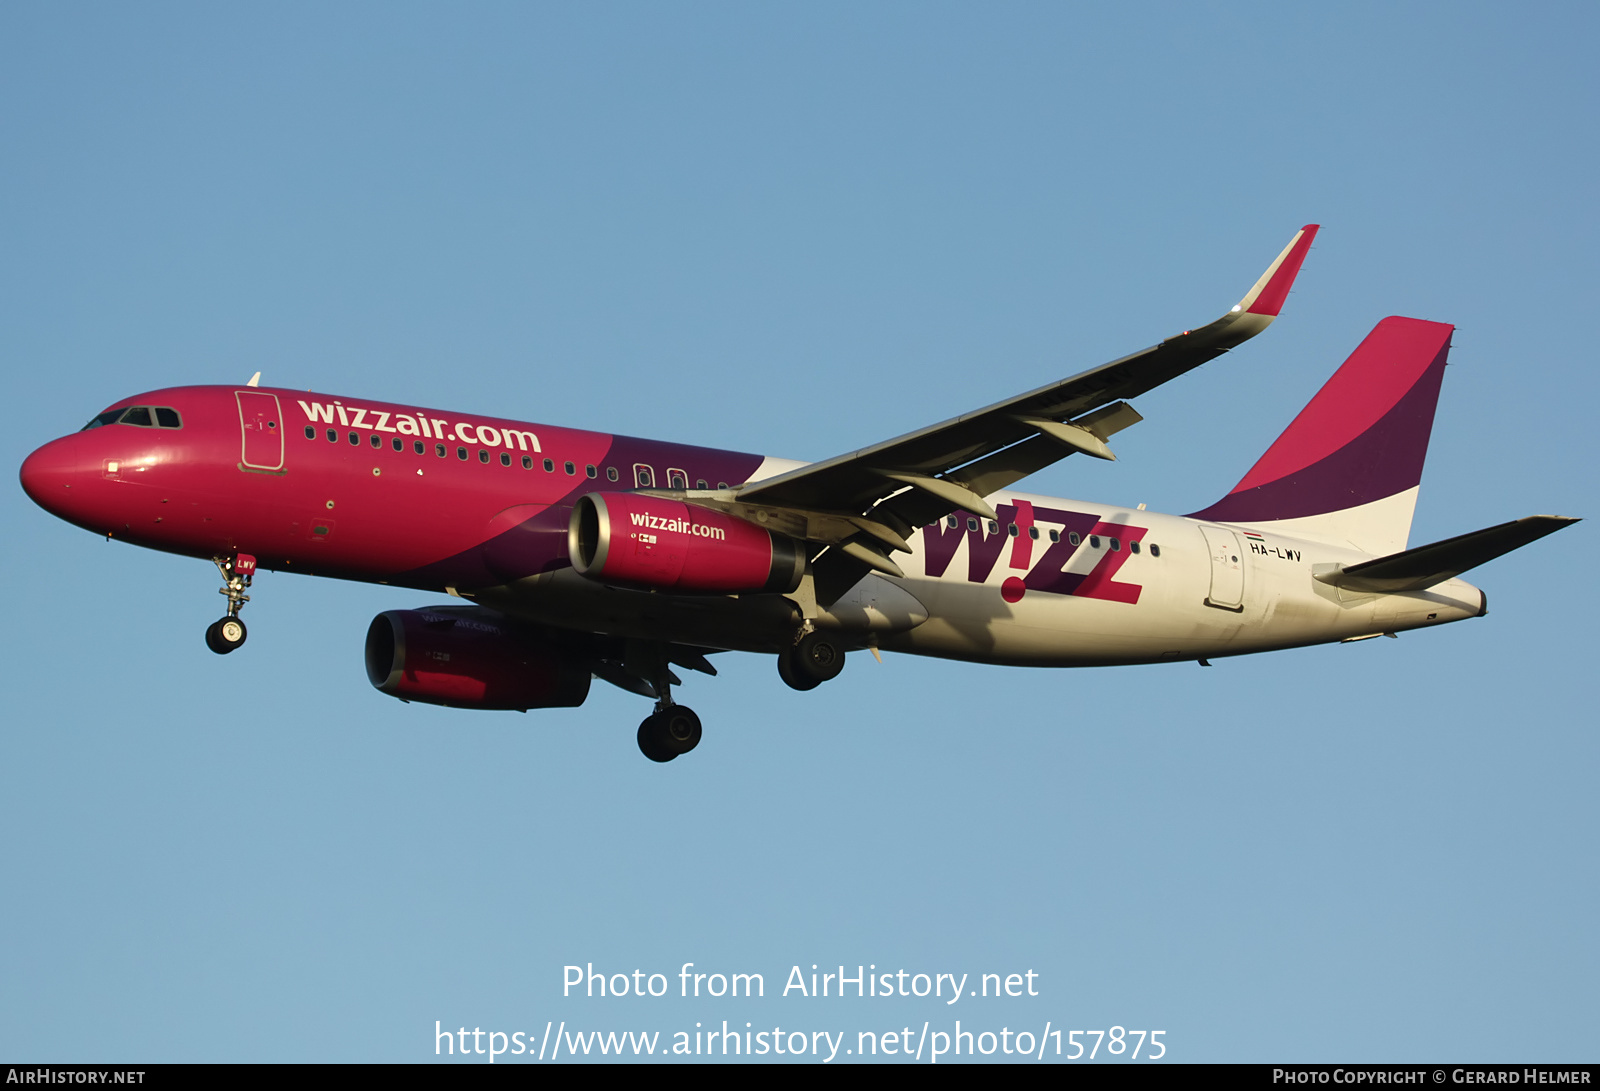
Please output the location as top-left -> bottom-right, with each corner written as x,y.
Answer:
668,469 -> 687,490
1149,544 -> 1161,558
635,466 -> 654,488
607,467 -> 619,482
392,438 -> 404,452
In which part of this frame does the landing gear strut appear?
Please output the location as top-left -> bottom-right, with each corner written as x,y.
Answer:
777,629 -> 846,691
205,553 -> 255,655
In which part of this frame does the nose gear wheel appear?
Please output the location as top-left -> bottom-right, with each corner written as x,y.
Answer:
205,616 -> 248,654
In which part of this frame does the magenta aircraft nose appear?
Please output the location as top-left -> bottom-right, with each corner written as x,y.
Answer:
19,436 -> 96,523
22,438 -> 62,502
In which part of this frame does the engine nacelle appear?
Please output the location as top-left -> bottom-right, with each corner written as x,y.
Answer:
568,492 -> 804,594
364,607 -> 591,711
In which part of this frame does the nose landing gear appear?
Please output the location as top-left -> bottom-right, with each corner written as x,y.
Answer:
205,553 -> 255,655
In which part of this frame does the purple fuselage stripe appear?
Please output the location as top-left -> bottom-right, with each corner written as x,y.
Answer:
391,435 -> 767,588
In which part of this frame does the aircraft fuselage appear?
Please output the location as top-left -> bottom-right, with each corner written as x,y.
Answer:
20,384 -> 1485,671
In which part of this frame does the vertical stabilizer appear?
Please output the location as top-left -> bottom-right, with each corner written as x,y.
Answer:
1187,316 -> 1453,555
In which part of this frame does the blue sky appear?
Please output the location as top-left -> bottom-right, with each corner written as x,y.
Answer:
2,3 -> 1595,1063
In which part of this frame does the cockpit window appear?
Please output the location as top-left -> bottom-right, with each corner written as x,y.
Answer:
80,405 -> 184,431
82,409 -> 126,430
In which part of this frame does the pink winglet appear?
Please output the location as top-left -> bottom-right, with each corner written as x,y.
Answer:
1247,224 -> 1320,317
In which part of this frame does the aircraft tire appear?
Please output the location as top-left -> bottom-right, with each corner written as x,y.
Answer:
658,706 -> 702,756
637,717 -> 677,763
205,616 -> 247,655
777,651 -> 821,692
792,631 -> 845,685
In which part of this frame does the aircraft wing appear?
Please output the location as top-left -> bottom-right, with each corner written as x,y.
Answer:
736,225 -> 1319,539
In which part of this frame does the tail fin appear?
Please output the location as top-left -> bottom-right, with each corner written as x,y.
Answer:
1187,316 -> 1453,555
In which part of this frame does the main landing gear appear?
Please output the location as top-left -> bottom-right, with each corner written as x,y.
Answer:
627,642 -> 703,763
777,629 -> 847,692
637,705 -> 703,764
205,553 -> 255,655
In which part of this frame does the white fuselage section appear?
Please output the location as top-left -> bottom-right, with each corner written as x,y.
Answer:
870,486 -> 1483,667
478,475 -> 1485,667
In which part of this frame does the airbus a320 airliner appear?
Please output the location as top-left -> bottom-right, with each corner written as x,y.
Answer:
20,226 -> 1577,761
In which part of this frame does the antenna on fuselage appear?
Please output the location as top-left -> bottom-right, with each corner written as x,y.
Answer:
246,372 -> 261,387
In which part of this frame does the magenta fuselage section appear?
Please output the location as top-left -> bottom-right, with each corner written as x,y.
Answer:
19,386 -> 768,593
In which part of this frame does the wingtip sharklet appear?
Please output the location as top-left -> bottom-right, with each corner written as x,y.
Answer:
1239,224 -> 1320,318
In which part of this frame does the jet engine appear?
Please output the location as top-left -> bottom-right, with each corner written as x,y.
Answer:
364,607 -> 591,711
568,492 -> 804,594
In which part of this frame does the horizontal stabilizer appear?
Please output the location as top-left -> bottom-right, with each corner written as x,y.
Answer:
1314,515 -> 1579,593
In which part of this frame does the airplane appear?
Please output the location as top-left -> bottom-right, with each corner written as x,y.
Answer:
19,225 -> 1578,763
